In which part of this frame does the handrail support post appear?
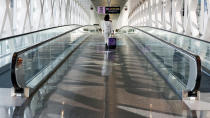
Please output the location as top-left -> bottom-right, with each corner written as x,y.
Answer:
11,87 -> 29,98
182,91 -> 200,100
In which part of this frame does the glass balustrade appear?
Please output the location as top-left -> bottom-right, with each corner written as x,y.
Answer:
0,25 -> 80,68
11,26 -> 99,96
119,26 -> 201,97
138,27 -> 210,73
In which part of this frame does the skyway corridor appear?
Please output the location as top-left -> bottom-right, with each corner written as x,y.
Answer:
1,0 -> 210,117
8,34 -> 201,118
0,26 -> 210,118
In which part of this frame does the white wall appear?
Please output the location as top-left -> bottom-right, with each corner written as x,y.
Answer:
116,2 -> 129,29
118,0 -> 210,41
90,7 -> 100,25
0,0 -> 97,38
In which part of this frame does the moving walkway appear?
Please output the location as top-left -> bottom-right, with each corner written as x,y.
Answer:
0,25 -> 81,88
132,26 -> 210,102
118,26 -> 201,99
0,25 -> 208,118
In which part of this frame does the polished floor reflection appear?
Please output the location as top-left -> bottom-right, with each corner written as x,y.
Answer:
11,34 -> 210,118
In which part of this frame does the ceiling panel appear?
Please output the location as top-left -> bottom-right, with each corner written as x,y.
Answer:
91,0 -> 127,7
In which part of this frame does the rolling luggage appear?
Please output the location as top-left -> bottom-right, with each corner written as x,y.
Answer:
107,37 -> 116,49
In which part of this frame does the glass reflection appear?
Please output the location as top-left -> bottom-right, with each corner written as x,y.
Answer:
138,27 -> 210,71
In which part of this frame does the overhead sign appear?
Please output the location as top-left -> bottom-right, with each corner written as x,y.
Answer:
98,6 -> 120,14
105,7 -> 120,14
98,6 -> 105,14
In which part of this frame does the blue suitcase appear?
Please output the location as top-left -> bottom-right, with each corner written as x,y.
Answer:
108,37 -> 116,49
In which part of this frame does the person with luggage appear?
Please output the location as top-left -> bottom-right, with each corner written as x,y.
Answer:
103,14 -> 112,48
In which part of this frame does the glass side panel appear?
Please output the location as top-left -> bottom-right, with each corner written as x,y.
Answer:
119,27 -> 199,96
14,26 -> 100,95
138,27 -> 210,72
0,25 -> 79,68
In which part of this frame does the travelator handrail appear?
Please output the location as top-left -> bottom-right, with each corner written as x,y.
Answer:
137,26 -> 210,76
0,24 -> 81,60
119,26 -> 201,98
123,26 -> 202,60
137,26 -> 210,44
0,24 -> 82,88
11,25 -> 96,95
0,24 -> 81,41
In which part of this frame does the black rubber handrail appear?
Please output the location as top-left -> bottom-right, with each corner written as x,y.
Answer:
119,26 -> 201,92
10,25 -> 92,92
138,26 -> 210,76
137,26 -> 210,44
0,24 -> 81,41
